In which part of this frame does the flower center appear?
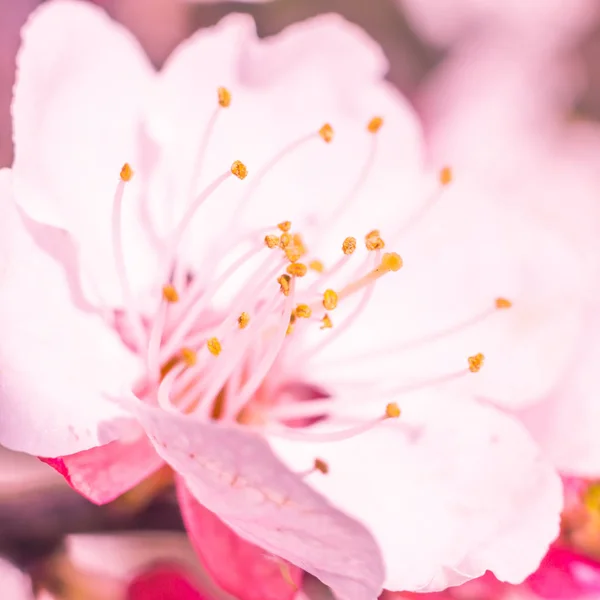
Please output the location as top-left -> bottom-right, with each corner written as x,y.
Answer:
108,87 -> 511,447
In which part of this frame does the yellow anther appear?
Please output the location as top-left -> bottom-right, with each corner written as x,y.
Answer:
468,353 -> 485,373
207,337 -> 222,356
217,86 -> 231,108
231,160 -> 248,180
278,221 -> 292,233
314,458 -> 329,474
120,163 -> 134,182
295,304 -> 312,319
265,234 -> 280,249
381,252 -> 403,272
238,312 -> 250,329
278,274 -> 291,296
279,233 -> 291,249
367,116 -> 384,134
342,236 -> 357,255
287,263 -> 308,277
440,166 -> 452,186
309,260 -> 324,273
323,289 -> 338,311
285,246 -> 302,263
385,402 -> 401,419
319,123 -> 334,143
365,229 -> 385,251
320,314 -> 333,329
495,297 -> 512,309
292,233 -> 307,255
162,284 -> 179,303
181,347 -> 197,367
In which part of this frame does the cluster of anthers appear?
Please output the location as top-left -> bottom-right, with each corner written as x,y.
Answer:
110,87 -> 512,469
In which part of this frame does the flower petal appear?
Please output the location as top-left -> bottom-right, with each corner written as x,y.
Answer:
0,558 -> 35,600
153,13 -> 422,269
40,433 -> 163,505
176,476 -> 302,600
269,393 -> 562,592
518,300 -> 600,477
525,547 -> 600,599
127,566 -> 207,600
0,169 -> 141,456
119,398 -> 385,600
12,0 -> 158,305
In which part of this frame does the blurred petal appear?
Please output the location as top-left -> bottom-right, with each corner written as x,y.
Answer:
270,393 -> 562,592
0,169 -> 141,457
518,300 -> 600,477
0,558 -> 35,600
40,434 -> 163,504
177,477 -> 301,600
127,566 -> 206,600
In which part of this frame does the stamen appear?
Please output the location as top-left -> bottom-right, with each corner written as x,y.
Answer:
342,236 -> 357,255
285,246 -> 302,263
120,163 -> 134,182
207,337 -> 222,357
337,252 -> 402,302
318,123 -> 334,143
439,166 -> 452,186
295,304 -> 312,319
186,88 -> 232,199
389,166 -> 451,243
468,353 -> 485,373
385,402 -> 401,418
238,312 -> 250,329
495,297 -> 512,309
367,116 -> 384,134
231,160 -> 248,180
217,86 -> 232,108
181,347 -> 197,366
265,404 -> 396,443
278,221 -> 292,233
314,458 -> 329,474
162,284 -> 179,303
278,274 -> 292,296
323,289 -> 339,311
309,260 -> 324,273
321,314 -> 333,329
280,233 -> 291,249
381,252 -> 403,272
112,163 -> 147,353
265,235 -> 280,249
222,279 -> 297,420
365,229 -> 385,251
287,263 -> 308,277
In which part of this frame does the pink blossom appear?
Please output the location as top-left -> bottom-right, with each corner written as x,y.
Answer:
398,0 -> 597,54
411,12 -> 600,479
0,558 -> 37,600
0,0 -> 563,597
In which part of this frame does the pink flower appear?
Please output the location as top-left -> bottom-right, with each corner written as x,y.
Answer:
398,0 -> 597,55
1,0 -> 563,597
410,15 -> 600,480
0,558 -> 37,600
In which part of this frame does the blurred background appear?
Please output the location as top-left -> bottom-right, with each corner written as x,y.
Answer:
2,0 -> 600,597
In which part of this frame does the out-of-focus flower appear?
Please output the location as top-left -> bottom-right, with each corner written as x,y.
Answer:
410,13 -> 600,479
0,0 -> 563,597
0,557 -> 37,600
398,0 -> 597,55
